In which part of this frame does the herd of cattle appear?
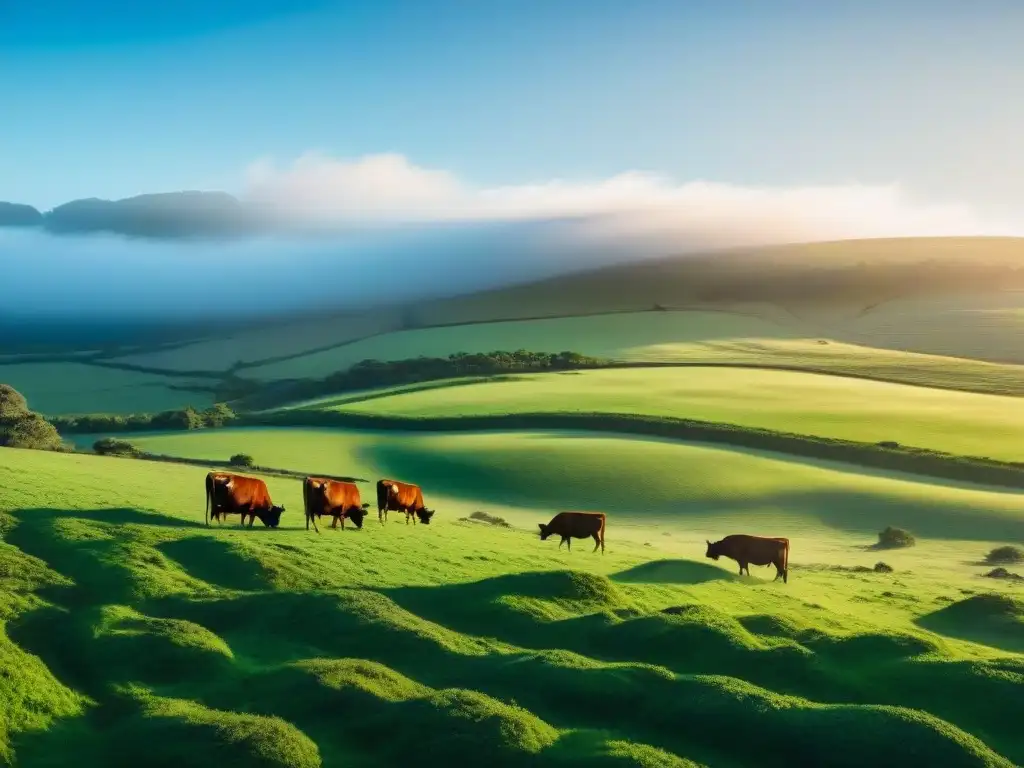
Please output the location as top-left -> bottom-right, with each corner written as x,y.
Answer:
203,471 -> 791,583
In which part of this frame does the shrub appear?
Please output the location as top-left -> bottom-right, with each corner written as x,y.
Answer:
229,453 -> 255,468
984,567 -> 1023,581
873,562 -> 894,573
0,385 -> 65,451
466,511 -> 511,528
0,384 -> 29,420
984,545 -> 1024,565
877,441 -> 900,449
93,438 -> 140,457
875,526 -> 915,549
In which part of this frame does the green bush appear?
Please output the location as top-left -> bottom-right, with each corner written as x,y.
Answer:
234,350 -> 608,410
93,438 -> 141,457
873,562 -> 894,573
52,403 -> 236,434
0,383 -> 29,420
229,453 -> 255,468
874,526 -> 916,550
984,545 -> 1024,565
0,385 -> 65,451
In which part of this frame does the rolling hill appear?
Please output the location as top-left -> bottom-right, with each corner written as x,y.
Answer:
0,442 -> 1021,766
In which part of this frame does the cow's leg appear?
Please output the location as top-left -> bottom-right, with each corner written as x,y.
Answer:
247,506 -> 256,528
592,533 -> 601,553
339,512 -> 346,530
738,562 -> 745,576
566,537 -> 572,551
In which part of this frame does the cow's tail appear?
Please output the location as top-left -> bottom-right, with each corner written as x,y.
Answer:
204,474 -> 211,526
783,538 -> 790,583
599,513 -> 607,554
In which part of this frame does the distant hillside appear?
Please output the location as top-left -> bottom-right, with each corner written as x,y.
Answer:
0,201 -> 43,227
0,191 -> 259,239
406,237 -> 1024,327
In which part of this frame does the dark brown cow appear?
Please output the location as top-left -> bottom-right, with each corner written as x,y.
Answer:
538,511 -> 606,554
205,471 -> 285,528
303,476 -> 370,532
376,479 -> 435,525
705,534 -> 789,583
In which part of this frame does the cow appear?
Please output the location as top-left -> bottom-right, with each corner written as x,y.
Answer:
376,479 -> 435,525
205,471 -> 285,528
538,511 -> 606,554
705,534 -> 789,583
303,476 -> 370,533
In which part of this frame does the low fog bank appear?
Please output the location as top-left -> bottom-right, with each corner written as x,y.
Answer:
4,154 -> 1022,347
0,219 -> 692,329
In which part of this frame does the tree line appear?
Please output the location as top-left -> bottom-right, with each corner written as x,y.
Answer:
45,350 -> 607,433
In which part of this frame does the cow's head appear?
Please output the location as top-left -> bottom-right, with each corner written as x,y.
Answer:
260,504 -> 286,528
705,539 -> 721,560
416,508 -> 435,525
347,505 -> 369,529
538,523 -> 551,541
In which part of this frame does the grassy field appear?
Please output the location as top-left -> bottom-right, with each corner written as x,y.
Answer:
0,363 -> 214,415
296,368 -> 1024,462
846,292 -> 1024,365
1,442 -> 1022,766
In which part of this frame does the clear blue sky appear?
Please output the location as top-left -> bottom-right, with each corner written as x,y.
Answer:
2,0 -> 1022,212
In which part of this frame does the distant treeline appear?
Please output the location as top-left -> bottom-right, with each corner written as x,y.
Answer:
49,351 -> 606,432
247,409 -> 1024,492
52,403 -> 237,434
226,350 -> 607,409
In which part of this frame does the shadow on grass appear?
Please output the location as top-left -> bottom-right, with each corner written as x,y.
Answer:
13,507 -> 207,530
610,559 -> 737,585
158,537 -> 269,592
146,587 -> 1022,767
915,593 -> 1024,654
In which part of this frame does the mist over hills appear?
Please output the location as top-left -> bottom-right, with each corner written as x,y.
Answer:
0,192 -> 259,239
4,187 -> 1024,350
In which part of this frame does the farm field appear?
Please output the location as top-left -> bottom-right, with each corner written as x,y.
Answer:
301,367 -> 1024,462
0,443 -> 1022,766
0,363 -> 214,415
68,426 -> 1024,543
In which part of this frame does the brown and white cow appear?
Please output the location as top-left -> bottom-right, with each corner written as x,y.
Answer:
538,511 -> 606,554
205,471 -> 285,528
303,476 -> 370,533
705,534 -> 789,583
376,479 -> 435,525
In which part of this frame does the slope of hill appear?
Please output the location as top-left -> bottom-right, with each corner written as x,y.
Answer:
0,445 -> 1020,767
284,367 -> 1024,462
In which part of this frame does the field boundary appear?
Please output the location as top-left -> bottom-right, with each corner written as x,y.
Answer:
240,409 -> 1024,491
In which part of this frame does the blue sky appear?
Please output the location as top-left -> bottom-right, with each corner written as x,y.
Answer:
2,0 -> 1022,213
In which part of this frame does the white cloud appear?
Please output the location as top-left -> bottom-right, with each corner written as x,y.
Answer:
242,152 -> 1023,247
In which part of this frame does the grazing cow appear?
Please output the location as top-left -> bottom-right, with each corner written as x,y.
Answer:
376,479 -> 435,525
538,511 -> 606,554
705,534 -> 789,583
303,476 -> 370,532
205,471 -> 285,528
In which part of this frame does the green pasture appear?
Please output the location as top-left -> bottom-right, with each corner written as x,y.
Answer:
847,291 -> 1024,365
69,425 -> 1024,546
306,367 -> 1024,462
244,310 -> 796,380
0,363 -> 214,416
0,444 -> 1021,766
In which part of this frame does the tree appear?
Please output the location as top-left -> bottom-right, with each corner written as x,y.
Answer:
0,384 -> 28,420
202,402 -> 236,428
0,386 -> 66,451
